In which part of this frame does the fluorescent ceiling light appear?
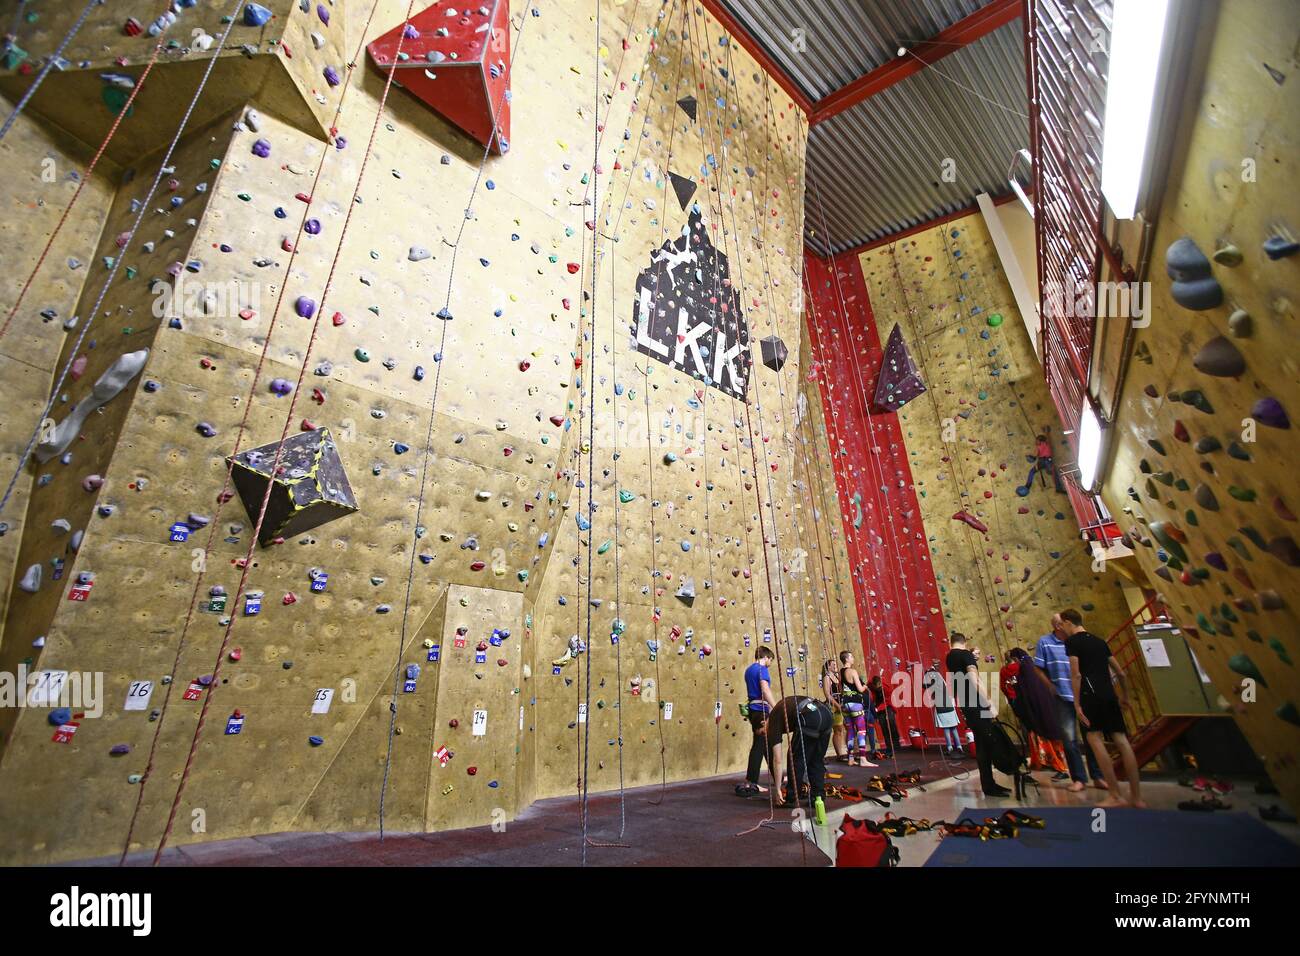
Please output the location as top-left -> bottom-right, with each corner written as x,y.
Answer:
1100,0 -> 1172,220
1076,402 -> 1106,492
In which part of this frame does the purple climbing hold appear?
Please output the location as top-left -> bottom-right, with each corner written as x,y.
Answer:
251,138 -> 271,158
317,4 -> 329,26
110,743 -> 131,755
1252,397 -> 1290,429
1205,552 -> 1228,571
197,422 -> 217,438
304,218 -> 321,235
270,378 -> 293,396
295,296 -> 316,319
873,324 -> 927,411
323,65 -> 340,87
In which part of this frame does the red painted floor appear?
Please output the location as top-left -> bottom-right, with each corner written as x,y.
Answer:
78,750 -> 960,867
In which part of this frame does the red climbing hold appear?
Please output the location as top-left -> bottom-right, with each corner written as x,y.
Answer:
951,510 -> 988,534
549,415 -> 565,427
470,561 -> 486,571
566,262 -> 580,274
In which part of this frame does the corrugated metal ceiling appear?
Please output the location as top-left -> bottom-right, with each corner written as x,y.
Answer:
719,1 -> 1030,255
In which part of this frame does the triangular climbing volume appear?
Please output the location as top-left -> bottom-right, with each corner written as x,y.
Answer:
366,1 -> 512,153
677,95 -> 698,122
228,429 -> 358,546
873,323 -> 927,411
669,171 -> 697,210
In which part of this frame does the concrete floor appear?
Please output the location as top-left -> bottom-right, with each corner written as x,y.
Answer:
71,751 -> 1297,867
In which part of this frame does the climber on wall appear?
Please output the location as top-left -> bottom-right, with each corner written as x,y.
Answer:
1035,428 -> 1065,493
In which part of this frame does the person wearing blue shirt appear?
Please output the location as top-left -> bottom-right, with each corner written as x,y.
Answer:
736,646 -> 779,798
1032,616 -> 1105,792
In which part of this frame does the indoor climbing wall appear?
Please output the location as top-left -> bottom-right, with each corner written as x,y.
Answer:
0,0 -> 831,865
804,251 -> 949,743
1097,0 -> 1299,807
813,212 -> 1131,725
0,107 -> 117,653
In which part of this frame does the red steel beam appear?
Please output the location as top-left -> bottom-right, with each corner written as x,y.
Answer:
697,0 -> 815,115
810,0 -> 1022,126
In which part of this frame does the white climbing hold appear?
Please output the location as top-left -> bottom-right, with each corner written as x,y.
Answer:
18,564 -> 41,593
36,349 -> 148,463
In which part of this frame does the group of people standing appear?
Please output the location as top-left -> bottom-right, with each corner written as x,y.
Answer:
1000,608 -> 1146,807
734,607 -> 1146,826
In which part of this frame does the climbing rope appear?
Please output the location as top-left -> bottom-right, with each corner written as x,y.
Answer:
155,0 -> 422,864
377,1 -> 537,839
0,0 -> 100,144
118,0 -> 391,864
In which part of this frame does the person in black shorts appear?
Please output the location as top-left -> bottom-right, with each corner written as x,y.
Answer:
1060,608 -> 1146,808
766,695 -> 833,826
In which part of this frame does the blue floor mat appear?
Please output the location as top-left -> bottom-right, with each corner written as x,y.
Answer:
924,806 -> 1300,867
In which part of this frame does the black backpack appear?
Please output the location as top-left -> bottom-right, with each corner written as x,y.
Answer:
986,720 -> 1026,775
986,720 -> 1035,798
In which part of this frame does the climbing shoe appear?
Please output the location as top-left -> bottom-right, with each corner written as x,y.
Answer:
814,797 -> 827,826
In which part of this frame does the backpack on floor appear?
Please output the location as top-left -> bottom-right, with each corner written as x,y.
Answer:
835,816 -> 899,868
986,719 -> 1034,798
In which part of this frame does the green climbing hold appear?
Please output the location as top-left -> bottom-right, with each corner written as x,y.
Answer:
1227,486 -> 1257,502
1276,701 -> 1300,727
986,313 -> 1003,327
597,540 -> 612,554
618,489 -> 635,503
1227,653 -> 1266,687
355,349 -> 370,362
101,86 -> 133,117
1268,638 -> 1292,666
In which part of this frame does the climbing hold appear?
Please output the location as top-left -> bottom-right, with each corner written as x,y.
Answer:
1263,236 -> 1300,260
1193,336 -> 1246,377
243,4 -> 273,28
35,350 -> 148,463
952,510 -> 988,534
874,324 -> 927,410
759,335 -> 788,372
1211,243 -> 1242,266
986,313 -> 1003,327
1251,397 -> 1290,429
1165,237 -> 1223,310
1228,309 -> 1252,337
227,429 -> 358,546
1227,653 -> 1266,687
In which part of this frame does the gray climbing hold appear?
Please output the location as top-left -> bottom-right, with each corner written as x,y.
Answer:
1171,276 -> 1224,311
1194,484 -> 1220,511
1228,309 -> 1252,337
1193,336 -> 1245,377
408,246 -> 431,262
1211,243 -> 1242,266
35,349 -> 148,463
18,564 -> 41,593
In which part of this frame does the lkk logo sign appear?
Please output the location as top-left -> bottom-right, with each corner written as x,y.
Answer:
630,211 -> 751,400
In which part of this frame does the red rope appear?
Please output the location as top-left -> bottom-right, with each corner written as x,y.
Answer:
150,0 -> 419,866
0,38 -> 166,342
117,0 -> 391,866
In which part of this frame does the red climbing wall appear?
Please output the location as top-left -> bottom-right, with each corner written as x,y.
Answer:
804,251 -> 949,743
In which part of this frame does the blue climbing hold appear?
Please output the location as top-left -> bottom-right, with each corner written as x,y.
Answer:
309,736 -> 324,746
50,708 -> 71,726
243,4 -> 272,28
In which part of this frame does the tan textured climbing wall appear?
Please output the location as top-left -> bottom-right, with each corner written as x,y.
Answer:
856,215 -> 1131,675
525,0 -> 813,803
0,0 -> 823,864
1098,0 -> 1300,807
0,0 -> 347,160
0,100 -> 117,656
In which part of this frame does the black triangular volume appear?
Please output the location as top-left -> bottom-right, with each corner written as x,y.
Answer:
676,95 -> 697,122
669,171 -> 697,210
